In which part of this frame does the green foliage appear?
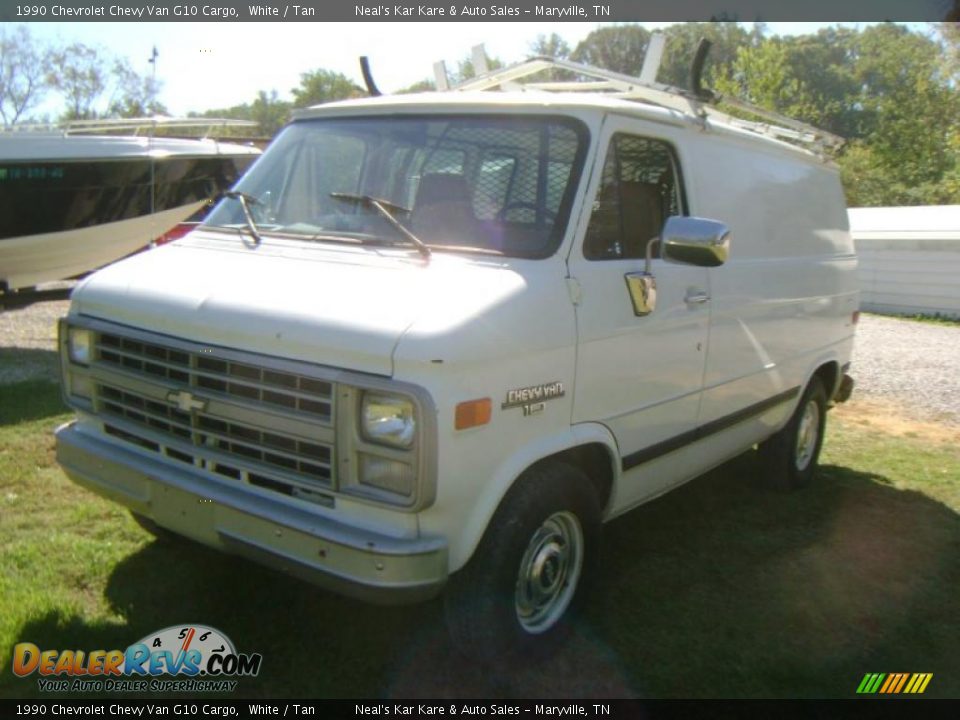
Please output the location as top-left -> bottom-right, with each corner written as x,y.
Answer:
656,21 -> 756,88
291,68 -> 364,108
571,25 -> 652,75
195,91 -> 291,138
397,79 -> 436,94
531,32 -> 572,60
249,90 -> 290,136
528,33 -> 575,82
450,53 -> 505,84
706,23 -> 960,207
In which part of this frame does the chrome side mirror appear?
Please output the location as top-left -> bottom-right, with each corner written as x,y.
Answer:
661,216 -> 730,268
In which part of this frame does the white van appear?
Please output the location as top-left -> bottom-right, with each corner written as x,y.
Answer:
55,53 -> 857,658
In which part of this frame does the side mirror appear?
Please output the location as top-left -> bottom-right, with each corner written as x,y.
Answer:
661,216 -> 730,268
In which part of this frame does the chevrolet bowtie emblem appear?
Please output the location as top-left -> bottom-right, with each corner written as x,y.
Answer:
167,390 -> 207,413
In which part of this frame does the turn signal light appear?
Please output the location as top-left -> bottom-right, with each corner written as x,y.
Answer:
455,398 -> 492,430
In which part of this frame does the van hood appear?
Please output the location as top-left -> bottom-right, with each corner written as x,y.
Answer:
70,231 -> 527,376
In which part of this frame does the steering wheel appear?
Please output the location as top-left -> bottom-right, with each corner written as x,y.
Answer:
496,202 -> 557,223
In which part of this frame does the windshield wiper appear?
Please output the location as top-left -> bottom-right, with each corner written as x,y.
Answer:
224,191 -> 263,246
330,192 -> 431,260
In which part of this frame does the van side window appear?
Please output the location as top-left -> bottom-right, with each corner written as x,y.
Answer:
583,134 -> 685,260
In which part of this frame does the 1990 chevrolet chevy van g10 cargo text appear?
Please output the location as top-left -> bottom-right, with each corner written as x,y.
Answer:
55,50 -> 857,658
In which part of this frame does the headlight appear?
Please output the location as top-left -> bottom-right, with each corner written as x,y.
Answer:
67,327 -> 93,366
360,392 -> 416,449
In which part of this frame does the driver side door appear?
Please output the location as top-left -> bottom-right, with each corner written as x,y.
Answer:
568,117 -> 710,510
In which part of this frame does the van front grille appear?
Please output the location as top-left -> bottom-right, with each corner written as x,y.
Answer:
98,332 -> 333,423
88,329 -> 337,499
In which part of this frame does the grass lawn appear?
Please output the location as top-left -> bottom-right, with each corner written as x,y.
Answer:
1,380 -> 957,699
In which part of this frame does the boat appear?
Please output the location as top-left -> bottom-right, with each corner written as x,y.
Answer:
0,117 -> 262,292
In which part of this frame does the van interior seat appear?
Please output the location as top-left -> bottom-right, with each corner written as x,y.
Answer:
619,181 -> 664,259
411,173 -> 480,245
584,180 -> 665,259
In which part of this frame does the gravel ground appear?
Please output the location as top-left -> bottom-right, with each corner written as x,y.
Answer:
849,314 -> 960,426
0,299 -> 69,385
2,303 -> 958,426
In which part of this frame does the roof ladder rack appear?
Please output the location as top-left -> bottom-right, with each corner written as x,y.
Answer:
441,40 -> 844,157
2,116 -> 259,140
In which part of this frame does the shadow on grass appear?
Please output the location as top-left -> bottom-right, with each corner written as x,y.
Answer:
0,373 -> 66,426
0,347 -> 61,385
5,453 -> 959,699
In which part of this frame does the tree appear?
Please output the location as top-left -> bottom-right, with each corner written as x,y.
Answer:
571,25 -> 652,75
531,32 -> 571,60
936,21 -> 959,78
48,43 -> 109,120
0,26 -> 51,126
250,90 -> 290,136
450,52 -> 505,85
198,90 -> 291,137
397,79 -> 436,94
710,32 -> 859,136
108,58 -> 166,118
291,69 -> 363,108
566,22 -> 751,88
840,24 -> 959,203
528,32 -> 574,82
657,22 -> 755,89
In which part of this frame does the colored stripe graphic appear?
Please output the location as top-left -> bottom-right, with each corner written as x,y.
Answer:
879,674 -> 896,693
856,673 -> 885,694
893,674 -> 909,693
856,674 -> 875,694
857,673 -> 932,694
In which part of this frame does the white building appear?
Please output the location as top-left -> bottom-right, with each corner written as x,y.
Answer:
848,205 -> 960,318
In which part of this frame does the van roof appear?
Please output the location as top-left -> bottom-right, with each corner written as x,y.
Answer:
295,52 -> 842,163
294,90 -> 833,164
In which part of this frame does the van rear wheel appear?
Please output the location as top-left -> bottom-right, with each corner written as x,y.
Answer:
759,377 -> 827,490
443,461 -> 600,661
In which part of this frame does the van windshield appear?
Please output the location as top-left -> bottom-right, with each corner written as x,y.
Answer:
203,115 -> 588,258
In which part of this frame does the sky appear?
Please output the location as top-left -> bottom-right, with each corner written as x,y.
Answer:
20,21 -> 933,118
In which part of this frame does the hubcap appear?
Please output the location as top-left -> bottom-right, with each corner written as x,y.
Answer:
515,511 -> 584,634
795,399 -> 820,471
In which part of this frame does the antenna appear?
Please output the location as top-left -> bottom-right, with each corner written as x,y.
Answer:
144,45 -> 160,112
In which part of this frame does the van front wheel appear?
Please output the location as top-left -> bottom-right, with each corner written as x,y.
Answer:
443,461 -> 600,661
759,377 -> 827,489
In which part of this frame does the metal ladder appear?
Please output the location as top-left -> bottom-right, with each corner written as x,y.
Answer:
432,39 -> 844,157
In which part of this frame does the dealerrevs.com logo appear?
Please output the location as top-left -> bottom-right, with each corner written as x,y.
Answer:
12,624 -> 262,693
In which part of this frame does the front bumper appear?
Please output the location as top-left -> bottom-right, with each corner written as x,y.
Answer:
55,421 -> 448,604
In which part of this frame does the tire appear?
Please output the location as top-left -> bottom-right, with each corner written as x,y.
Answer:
758,376 -> 828,490
443,461 -> 601,661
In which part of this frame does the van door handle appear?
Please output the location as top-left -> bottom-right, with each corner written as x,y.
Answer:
685,290 -> 710,305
